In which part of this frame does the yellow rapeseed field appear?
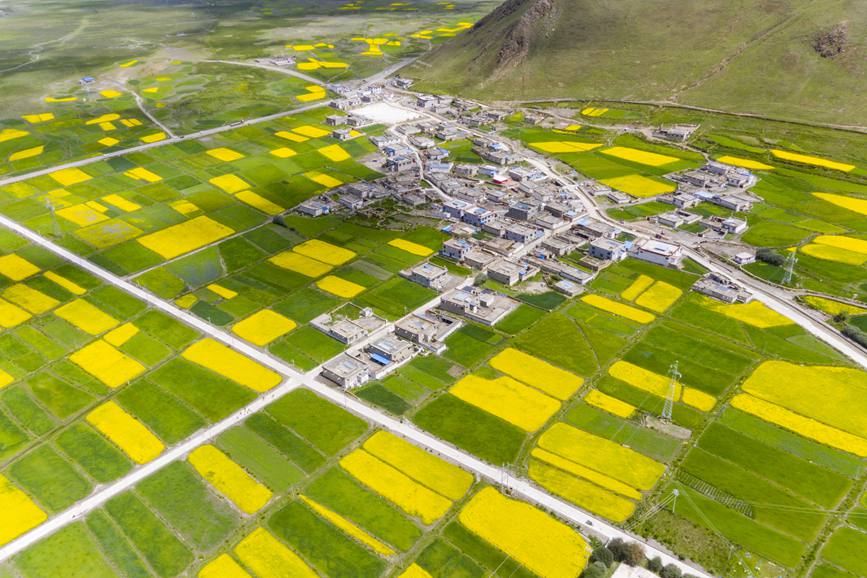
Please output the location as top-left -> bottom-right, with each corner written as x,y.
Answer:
4,284 -> 59,314
232,310 -> 296,346
584,389 -> 635,418
716,155 -> 774,170
49,167 -> 92,187
305,171 -> 343,188
299,495 -> 395,556
270,147 -> 297,159
682,388 -> 716,412
276,130 -> 308,143
102,194 -> 141,212
9,146 -> 44,162
812,234 -> 867,256
22,113 -> 54,123
207,148 -> 245,162
98,137 -> 119,147
0,369 -> 14,389
388,238 -> 434,256
732,394 -> 867,457
450,374 -> 560,432
57,204 -> 109,227
702,298 -> 794,328
770,149 -> 855,172
488,347 -> 583,400
398,564 -> 433,578
538,423 -> 665,490
0,299 -> 32,328
318,144 -> 351,162
182,338 -> 282,392
316,275 -> 365,298
54,298 -> 119,335
529,460 -> 636,523
741,361 -> 867,439
87,401 -> 164,463
207,284 -> 237,300
634,281 -> 682,313
104,323 -> 139,347
293,125 -> 330,138
581,107 -> 608,117
235,191 -> 284,216
609,360 -> 680,399
363,431 -> 473,501
124,167 -> 162,183
189,445 -> 272,514
138,216 -> 234,259
581,294 -> 656,324
0,254 -> 39,281
459,487 -> 589,578
269,251 -> 332,277
803,295 -> 867,316
293,239 -> 357,265
813,192 -> 867,217
620,274 -> 654,301
70,340 -> 145,388
530,141 -> 602,154
234,528 -> 317,578
0,474 -> 47,547
0,128 -> 29,143
140,132 -> 166,143
171,199 -> 199,215
601,146 -> 679,167
600,175 -> 676,198
198,554 -> 251,578
209,174 -> 250,194
340,449 -> 453,524
801,243 -> 866,265
532,448 -> 641,500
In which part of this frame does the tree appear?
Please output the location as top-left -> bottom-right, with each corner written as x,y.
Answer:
608,538 -> 646,566
660,564 -> 683,578
590,546 -> 614,567
581,562 -> 608,578
844,325 -> 867,348
756,248 -> 785,267
647,557 -> 664,573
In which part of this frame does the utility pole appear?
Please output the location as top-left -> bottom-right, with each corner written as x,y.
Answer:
782,249 -> 797,286
662,360 -> 680,421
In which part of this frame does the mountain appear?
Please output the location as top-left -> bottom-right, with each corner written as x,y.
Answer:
409,0 -> 866,126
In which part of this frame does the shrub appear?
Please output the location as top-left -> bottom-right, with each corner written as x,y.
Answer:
582,562 -> 608,578
660,564 -> 683,578
843,325 -> 867,349
590,546 -> 614,567
648,557 -> 664,573
756,248 -> 784,267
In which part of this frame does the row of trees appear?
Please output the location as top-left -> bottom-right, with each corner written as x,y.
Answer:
582,539 -> 700,578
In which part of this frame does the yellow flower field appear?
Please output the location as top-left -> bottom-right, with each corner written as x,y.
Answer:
102,194 -> 141,212
182,338 -> 282,392
609,360 -> 680,399
340,449 -> 453,524
581,294 -> 656,324
620,274 -> 654,301
87,113 -> 120,125
99,137 -> 119,147
582,107 -> 608,117
316,275 -> 365,298
634,281 -> 682,313
54,298 -> 119,335
529,460 -> 636,523
235,190 -> 284,216
276,130 -> 308,143
388,238 -> 434,256
0,128 -> 29,143
198,554 -> 251,578
57,204 -> 109,227
450,375 -> 560,432
0,369 -> 14,389
297,85 -> 326,102
600,175 -> 675,198
269,251 -> 333,277
70,340 -> 146,388
318,144 -> 351,162
171,199 -> 199,215
207,284 -> 237,300
138,216 -> 234,259
538,423 -> 665,490
362,431 -> 473,501
682,388 -> 716,411
813,192 -> 867,216
305,171 -> 343,188
530,141 -> 602,154
0,254 -> 39,281
293,239 -> 357,265
124,167 -> 162,183
270,146 -> 297,158
488,347 -> 584,400
234,528 -> 317,578
4,284 -> 59,314
9,146 -> 44,162
0,474 -> 47,547
801,243 -> 866,265
702,297 -> 793,328
601,146 -> 679,167
741,361 -> 867,439
802,295 -> 867,316
716,155 -> 774,170
300,495 -> 395,556
293,125 -> 330,138
770,149 -> 855,172
0,298 -> 32,328
232,310 -> 296,346
459,487 -> 589,578
532,448 -> 641,500
140,132 -> 166,143
207,148 -> 245,162
732,394 -> 867,457
189,445 -> 272,514
398,564 -> 433,578
209,174 -> 250,194
584,389 -> 635,418
87,401 -> 165,463
22,112 -> 54,123
104,323 -> 139,347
